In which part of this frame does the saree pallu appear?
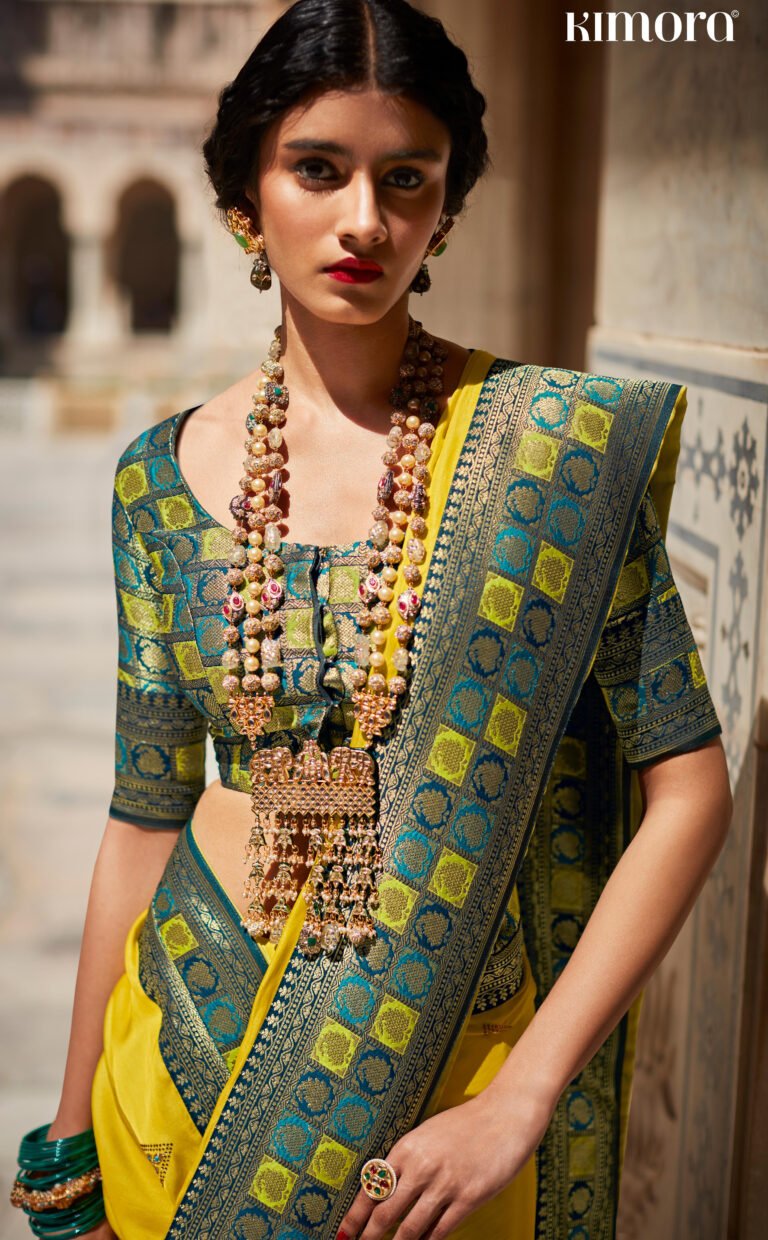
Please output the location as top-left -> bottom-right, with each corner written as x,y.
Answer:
93,354 -> 718,1238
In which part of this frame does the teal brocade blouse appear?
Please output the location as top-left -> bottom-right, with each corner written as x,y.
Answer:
108,402 -> 721,831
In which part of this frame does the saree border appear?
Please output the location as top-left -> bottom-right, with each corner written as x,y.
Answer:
138,823 -> 269,1132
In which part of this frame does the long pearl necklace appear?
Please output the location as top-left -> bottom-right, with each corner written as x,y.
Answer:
222,317 -> 447,957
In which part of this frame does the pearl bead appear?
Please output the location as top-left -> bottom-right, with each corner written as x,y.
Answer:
400,453 -> 416,470
371,630 -> 387,648
244,654 -> 259,672
392,510 -> 408,526
245,637 -> 260,654
252,423 -> 268,439
246,598 -> 260,614
369,651 -> 386,670
377,586 -> 394,603
382,566 -> 398,583
248,530 -> 263,545
405,415 -> 420,430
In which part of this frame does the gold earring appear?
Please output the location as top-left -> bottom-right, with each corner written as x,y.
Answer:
226,206 -> 272,292
409,215 -> 455,295
426,214 -> 455,258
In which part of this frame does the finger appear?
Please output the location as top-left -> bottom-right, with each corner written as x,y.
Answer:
337,1190 -> 375,1239
390,1192 -> 450,1240
420,1201 -> 467,1239
354,1174 -> 421,1240
421,1200 -> 473,1240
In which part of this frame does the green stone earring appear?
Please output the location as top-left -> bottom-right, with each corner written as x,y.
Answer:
409,215 -> 455,294
226,206 -> 272,292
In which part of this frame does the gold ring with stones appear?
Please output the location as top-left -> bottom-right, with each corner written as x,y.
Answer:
360,1156 -> 398,1201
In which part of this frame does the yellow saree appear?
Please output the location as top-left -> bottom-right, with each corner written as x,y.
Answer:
95,351 -> 719,1239
93,350 -> 538,1236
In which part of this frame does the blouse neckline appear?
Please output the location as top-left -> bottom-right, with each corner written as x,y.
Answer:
169,345 -> 482,553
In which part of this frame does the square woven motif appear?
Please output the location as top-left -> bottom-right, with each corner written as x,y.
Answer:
160,914 -> 198,960
484,694 -> 527,756
571,402 -> 614,453
425,725 -> 476,786
310,1019 -> 361,1078
427,847 -> 478,908
308,1136 -> 357,1188
248,1155 -> 297,1211
478,571 -> 524,633
374,876 -> 420,934
532,542 -> 574,603
371,996 -> 420,1054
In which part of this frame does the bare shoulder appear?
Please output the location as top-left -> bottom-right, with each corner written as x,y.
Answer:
176,369 -> 260,461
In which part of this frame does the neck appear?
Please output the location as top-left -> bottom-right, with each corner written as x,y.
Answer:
275,291 -> 418,433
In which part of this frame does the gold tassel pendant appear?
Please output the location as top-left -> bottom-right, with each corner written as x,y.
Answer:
241,739 -> 382,957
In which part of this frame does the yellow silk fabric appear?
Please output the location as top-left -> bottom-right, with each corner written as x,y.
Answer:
91,348 -> 538,1238
91,362 -> 689,1238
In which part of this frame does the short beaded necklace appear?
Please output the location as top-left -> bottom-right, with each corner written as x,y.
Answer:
222,316 -> 447,957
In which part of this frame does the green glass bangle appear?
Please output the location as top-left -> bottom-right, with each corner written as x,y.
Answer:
13,1123 -> 106,1238
19,1125 -> 98,1170
24,1186 -> 106,1238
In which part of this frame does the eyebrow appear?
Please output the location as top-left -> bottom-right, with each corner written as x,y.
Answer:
282,139 -> 443,162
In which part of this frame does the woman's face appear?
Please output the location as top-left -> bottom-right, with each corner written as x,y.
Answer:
245,87 -> 452,325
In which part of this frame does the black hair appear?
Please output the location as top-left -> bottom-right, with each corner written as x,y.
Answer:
202,0 -> 490,224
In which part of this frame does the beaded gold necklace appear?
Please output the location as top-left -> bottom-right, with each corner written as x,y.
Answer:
222,316 -> 447,957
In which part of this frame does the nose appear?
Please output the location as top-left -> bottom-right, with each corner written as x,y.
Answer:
336,172 -> 388,249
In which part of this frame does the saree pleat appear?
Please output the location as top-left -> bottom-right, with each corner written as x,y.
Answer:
93,355 -> 720,1239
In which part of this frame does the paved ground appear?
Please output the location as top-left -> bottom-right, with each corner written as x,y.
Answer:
0,421 -> 156,1238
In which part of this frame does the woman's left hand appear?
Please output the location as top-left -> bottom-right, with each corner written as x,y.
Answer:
335,1083 -> 553,1240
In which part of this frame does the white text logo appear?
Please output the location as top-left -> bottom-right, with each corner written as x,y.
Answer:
565,10 -> 738,41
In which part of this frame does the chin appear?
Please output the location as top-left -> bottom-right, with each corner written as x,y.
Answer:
282,275 -> 413,326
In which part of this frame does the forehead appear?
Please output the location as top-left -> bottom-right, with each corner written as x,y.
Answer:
268,87 -> 450,156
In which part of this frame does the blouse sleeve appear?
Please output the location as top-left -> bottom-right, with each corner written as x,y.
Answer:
590,488 -> 722,767
108,470 -> 208,829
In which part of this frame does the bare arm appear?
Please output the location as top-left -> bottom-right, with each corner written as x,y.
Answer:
486,737 -> 732,1109
336,744 -> 733,1239
46,818 -> 180,1139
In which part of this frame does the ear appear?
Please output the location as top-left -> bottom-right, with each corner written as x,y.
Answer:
242,187 -> 262,233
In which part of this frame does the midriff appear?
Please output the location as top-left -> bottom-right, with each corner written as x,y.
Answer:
192,778 -> 524,947
188,779 -> 315,921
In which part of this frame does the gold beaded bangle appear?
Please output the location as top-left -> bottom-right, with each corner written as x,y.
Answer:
10,1167 -> 102,1213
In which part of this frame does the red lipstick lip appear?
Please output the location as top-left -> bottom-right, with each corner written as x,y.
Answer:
324,258 -> 384,273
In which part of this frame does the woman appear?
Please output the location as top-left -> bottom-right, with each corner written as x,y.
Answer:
10,1 -> 732,1238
